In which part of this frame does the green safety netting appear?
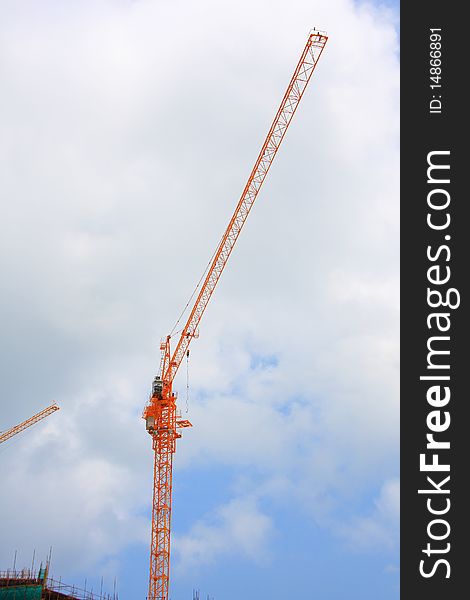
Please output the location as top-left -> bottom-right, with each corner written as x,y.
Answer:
0,586 -> 43,599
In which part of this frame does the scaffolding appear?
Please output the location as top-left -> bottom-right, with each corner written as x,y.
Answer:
0,569 -> 117,600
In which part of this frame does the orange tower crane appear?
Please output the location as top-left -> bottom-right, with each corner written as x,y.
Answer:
0,403 -> 59,445
142,30 -> 328,600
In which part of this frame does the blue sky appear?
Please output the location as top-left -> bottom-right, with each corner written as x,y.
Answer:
0,1 -> 399,599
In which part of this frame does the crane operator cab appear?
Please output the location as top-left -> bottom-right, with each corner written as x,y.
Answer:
152,376 -> 163,398
145,376 -> 164,433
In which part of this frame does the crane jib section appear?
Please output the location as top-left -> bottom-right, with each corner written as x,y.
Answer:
0,404 -> 59,445
165,32 -> 328,385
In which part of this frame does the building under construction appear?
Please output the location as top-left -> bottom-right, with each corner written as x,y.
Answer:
0,567 -> 116,600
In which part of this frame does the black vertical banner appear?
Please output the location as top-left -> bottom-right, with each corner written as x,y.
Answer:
401,3 -> 467,600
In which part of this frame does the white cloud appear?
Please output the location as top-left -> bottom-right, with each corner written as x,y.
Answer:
0,387 -> 150,575
336,478 -> 400,551
0,0 -> 398,583
173,497 -> 273,572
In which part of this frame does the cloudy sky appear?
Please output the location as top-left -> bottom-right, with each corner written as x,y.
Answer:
0,1 -> 399,599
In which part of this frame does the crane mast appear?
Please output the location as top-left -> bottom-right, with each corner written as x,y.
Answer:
0,403 -> 59,445
143,30 -> 328,600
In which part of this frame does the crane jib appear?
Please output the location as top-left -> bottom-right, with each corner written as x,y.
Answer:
166,32 -> 328,386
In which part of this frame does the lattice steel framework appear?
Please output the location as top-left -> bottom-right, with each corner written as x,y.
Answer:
0,403 -> 59,445
143,30 -> 328,600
